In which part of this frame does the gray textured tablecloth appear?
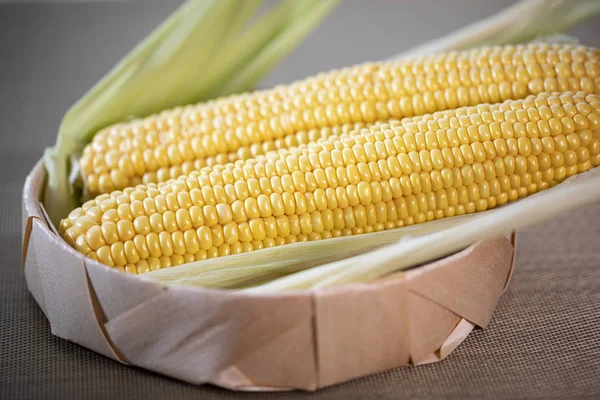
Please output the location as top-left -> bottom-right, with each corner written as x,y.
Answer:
1,1 -> 600,399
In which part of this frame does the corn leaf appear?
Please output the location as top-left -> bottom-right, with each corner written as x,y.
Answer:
391,0 -> 600,59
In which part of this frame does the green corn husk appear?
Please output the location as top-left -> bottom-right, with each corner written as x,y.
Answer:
391,0 -> 600,59
144,0 -> 600,290
43,0 -> 340,226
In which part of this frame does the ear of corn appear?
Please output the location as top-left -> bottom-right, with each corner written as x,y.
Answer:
60,91 -> 600,274
78,43 -> 600,197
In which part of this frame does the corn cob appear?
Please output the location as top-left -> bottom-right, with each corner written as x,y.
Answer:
61,92 -> 600,273
79,43 -> 600,196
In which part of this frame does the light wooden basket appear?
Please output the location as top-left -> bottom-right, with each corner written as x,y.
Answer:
22,159 -> 515,391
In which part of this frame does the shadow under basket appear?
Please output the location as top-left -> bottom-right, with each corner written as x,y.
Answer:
22,159 -> 516,391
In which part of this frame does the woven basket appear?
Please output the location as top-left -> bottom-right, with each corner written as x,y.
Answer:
22,159 -> 515,391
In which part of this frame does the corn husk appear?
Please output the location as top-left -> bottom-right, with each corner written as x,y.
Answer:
391,0 -> 600,59
42,0 -> 339,226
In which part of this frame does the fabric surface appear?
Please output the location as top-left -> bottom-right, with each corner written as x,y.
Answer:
1,1 -> 600,399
